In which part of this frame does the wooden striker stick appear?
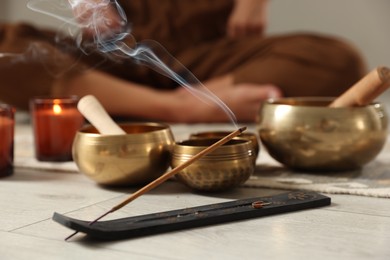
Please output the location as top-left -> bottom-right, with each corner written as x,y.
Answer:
65,126 -> 247,241
329,66 -> 390,107
77,95 -> 126,135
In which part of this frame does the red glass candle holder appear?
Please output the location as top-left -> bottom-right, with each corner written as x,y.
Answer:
0,104 -> 15,177
30,96 -> 85,162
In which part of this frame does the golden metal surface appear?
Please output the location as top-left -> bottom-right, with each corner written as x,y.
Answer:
171,138 -> 255,191
72,122 -> 175,186
256,97 -> 388,171
189,131 -> 260,160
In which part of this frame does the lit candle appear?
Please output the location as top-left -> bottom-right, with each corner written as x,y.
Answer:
30,96 -> 85,162
0,104 -> 15,177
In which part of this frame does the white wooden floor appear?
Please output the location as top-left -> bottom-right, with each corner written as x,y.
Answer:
1,122 -> 390,260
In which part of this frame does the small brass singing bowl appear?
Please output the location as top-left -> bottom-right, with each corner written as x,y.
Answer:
171,138 -> 255,191
256,97 -> 388,171
189,131 -> 260,161
72,122 -> 175,186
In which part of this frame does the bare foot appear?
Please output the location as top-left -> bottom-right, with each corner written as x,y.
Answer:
173,75 -> 282,122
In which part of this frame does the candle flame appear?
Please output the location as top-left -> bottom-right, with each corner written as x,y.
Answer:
53,103 -> 62,114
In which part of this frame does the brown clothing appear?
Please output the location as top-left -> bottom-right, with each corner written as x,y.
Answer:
0,0 -> 365,110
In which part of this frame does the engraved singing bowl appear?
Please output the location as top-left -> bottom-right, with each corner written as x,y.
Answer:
171,138 -> 255,191
189,131 -> 260,160
72,122 -> 175,186
256,97 -> 388,171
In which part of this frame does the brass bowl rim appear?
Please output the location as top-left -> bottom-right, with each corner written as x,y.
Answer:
264,97 -> 384,109
175,138 -> 250,148
74,122 -> 174,145
189,131 -> 257,138
77,122 -> 172,137
173,138 -> 253,158
189,131 -> 260,157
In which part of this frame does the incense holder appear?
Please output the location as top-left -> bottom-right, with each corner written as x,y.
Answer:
72,122 -> 175,186
171,138 -> 255,191
257,97 -> 388,171
53,191 -> 331,240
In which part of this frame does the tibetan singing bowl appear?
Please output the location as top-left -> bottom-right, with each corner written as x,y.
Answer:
189,131 -> 260,160
171,138 -> 255,191
72,122 -> 175,186
256,97 -> 388,171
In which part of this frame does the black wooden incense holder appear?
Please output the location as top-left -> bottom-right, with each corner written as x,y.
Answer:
53,191 -> 330,240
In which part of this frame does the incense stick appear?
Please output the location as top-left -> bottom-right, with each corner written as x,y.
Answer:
65,126 -> 247,241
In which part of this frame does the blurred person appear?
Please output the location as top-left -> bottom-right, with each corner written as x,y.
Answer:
0,0 -> 365,122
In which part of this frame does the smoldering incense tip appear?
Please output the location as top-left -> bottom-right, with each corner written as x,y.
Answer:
239,126 -> 247,134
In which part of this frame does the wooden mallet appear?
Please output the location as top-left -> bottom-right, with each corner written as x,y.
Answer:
329,66 -> 390,107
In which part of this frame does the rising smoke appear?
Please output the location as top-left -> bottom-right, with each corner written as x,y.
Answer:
26,0 -> 237,124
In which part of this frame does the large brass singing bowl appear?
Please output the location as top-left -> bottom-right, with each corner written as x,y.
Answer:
171,138 -> 255,191
72,122 -> 175,186
257,97 -> 388,171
